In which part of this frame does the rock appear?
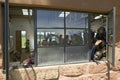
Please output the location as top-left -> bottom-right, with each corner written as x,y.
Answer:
89,62 -> 107,74
59,63 -> 87,77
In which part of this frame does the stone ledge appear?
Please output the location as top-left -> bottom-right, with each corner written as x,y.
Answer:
59,73 -> 107,80
110,71 -> 120,80
59,63 -> 88,77
10,66 -> 59,80
10,61 -> 109,80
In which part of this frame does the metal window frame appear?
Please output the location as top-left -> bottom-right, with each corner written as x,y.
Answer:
4,0 -> 9,80
35,9 -> 90,65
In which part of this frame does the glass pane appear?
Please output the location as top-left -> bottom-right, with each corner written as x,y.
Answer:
37,29 -> 64,65
38,47 -> 64,65
66,29 -> 88,46
37,29 -> 64,47
65,29 -> 89,62
37,10 -> 64,28
66,45 -> 89,62
66,12 -> 88,28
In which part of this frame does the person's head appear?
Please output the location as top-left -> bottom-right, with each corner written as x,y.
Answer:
27,39 -> 29,42
60,34 -> 62,38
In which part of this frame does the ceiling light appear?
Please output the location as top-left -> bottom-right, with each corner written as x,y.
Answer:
59,12 -> 70,17
37,32 -> 40,35
94,15 -> 103,20
21,31 -> 26,35
22,9 -> 28,15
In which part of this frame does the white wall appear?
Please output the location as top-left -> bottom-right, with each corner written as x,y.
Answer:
9,16 -> 34,50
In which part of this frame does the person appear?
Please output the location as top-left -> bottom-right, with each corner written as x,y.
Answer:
90,29 -> 96,46
25,39 -> 30,52
90,40 -> 102,61
12,50 -> 21,62
90,27 -> 106,61
65,35 -> 71,45
42,39 -> 48,46
59,34 -> 63,45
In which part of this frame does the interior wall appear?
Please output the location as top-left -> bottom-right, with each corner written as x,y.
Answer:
9,16 -> 34,51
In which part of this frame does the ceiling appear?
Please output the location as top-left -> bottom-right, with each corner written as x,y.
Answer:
9,8 -> 33,16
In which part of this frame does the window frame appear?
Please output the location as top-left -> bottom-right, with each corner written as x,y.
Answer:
36,9 -> 90,66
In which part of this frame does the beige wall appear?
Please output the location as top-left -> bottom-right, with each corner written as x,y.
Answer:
10,62 -> 120,80
0,0 -> 116,13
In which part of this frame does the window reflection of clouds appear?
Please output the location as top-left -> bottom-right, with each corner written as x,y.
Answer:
37,10 -> 88,28
66,12 -> 88,28
37,10 -> 64,28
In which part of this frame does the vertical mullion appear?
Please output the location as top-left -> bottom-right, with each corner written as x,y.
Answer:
112,7 -> 116,66
106,16 -> 109,61
5,0 -> 9,80
88,14 -> 91,61
34,9 -> 38,66
64,11 -> 66,63
88,14 -> 91,48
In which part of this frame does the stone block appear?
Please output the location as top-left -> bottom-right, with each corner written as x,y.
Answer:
110,71 -> 120,80
89,62 -> 107,74
59,63 -> 87,77
59,73 -> 107,80
10,66 -> 59,80
115,47 -> 120,70
36,66 -> 59,80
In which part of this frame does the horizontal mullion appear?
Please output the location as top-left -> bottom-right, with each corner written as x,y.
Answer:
37,28 -> 87,29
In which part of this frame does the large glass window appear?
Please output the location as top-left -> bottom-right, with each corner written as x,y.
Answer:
37,10 -> 90,66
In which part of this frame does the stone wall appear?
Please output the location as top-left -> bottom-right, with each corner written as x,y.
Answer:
10,61 -> 120,80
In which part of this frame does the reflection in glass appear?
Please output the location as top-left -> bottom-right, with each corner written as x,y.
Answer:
36,9 -> 90,65
37,10 -> 64,28
37,29 -> 64,65
37,29 -> 64,47
66,29 -> 88,45
38,47 -> 64,65
66,12 -> 88,28
66,46 -> 89,62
